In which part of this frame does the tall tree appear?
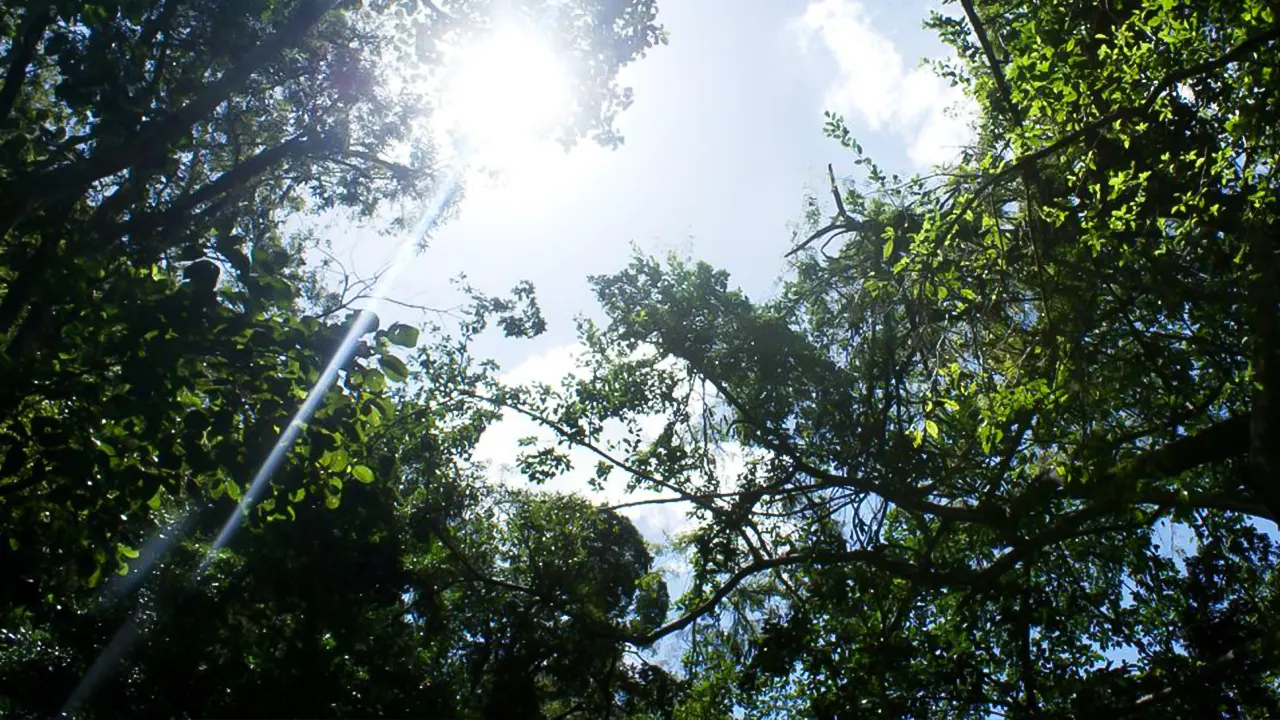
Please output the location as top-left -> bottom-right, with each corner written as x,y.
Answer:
0,0 -> 667,716
501,0 -> 1280,716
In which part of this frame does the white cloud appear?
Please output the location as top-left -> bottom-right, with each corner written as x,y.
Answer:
792,0 -> 975,167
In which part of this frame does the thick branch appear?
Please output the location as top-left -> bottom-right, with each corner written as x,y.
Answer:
627,548 -> 981,646
1246,214 -> 1280,521
124,133 -> 320,236
617,416 -> 1259,650
0,5 -> 53,123
342,148 -> 427,183
1114,413 -> 1251,484
959,0 -> 1020,123
1134,487 -> 1271,520
2,0 -> 348,222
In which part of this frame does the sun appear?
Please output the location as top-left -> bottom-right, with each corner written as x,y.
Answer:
436,25 -> 574,173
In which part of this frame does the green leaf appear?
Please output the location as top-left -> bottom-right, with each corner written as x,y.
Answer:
362,368 -> 387,393
351,464 -> 375,484
924,419 -> 939,440
386,323 -> 420,347
321,448 -> 350,473
380,354 -> 410,383
324,494 -> 341,510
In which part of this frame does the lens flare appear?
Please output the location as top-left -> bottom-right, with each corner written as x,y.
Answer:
60,170 -> 461,718
63,18 -> 576,715
201,173 -> 460,570
436,24 -> 573,171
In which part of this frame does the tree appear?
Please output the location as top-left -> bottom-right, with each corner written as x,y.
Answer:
499,0 -> 1280,716
0,288 -> 676,719
0,0 -> 667,716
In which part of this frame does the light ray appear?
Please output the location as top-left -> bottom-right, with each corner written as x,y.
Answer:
62,16 -> 575,714
60,170 -> 462,717
199,170 -> 462,574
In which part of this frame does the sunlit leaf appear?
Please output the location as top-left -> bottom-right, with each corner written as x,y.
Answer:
380,354 -> 410,383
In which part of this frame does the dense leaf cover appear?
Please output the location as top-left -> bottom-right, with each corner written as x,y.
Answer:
5,0 -> 1280,718
504,0 -> 1280,717
0,0 -> 672,717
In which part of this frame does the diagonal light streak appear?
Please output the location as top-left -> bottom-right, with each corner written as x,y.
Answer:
60,168 -> 463,718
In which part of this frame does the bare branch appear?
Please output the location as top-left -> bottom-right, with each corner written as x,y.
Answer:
786,164 -> 874,257
466,391 -> 721,513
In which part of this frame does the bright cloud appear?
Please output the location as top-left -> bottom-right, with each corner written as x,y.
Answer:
792,0 -> 975,167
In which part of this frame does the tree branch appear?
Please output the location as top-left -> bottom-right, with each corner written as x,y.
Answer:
951,25 -> 1280,225
627,547 -> 982,646
693,367 -> 1001,525
466,390 -> 724,514
425,516 -> 552,603
786,164 -> 873,257
1111,638 -> 1276,718
959,0 -> 1020,124
1,0 -> 350,225
0,4 -> 53,124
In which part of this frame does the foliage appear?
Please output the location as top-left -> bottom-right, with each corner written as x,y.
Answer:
0,0 -> 670,717
501,0 -> 1280,716
1,330 -> 673,718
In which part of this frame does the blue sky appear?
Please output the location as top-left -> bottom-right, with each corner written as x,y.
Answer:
311,0 -> 1277,679
333,0 -> 969,358
322,0 -> 975,540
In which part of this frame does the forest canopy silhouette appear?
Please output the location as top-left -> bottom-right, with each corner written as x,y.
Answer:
2,0 -> 1279,718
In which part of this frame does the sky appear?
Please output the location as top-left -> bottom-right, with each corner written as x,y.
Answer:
324,0 -> 975,543
308,0 -> 1280,674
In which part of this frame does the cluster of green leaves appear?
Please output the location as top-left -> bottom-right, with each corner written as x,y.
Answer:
499,0 -> 1280,716
1,329 -> 677,717
0,0 -> 677,717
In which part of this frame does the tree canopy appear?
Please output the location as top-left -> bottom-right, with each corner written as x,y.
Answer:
5,0 -> 1280,718
501,0 -> 1280,716
0,0 -> 672,717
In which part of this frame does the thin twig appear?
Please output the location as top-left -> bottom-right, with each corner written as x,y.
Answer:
786,164 -> 873,257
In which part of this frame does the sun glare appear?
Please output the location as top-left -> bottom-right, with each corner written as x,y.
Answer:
437,26 -> 573,173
